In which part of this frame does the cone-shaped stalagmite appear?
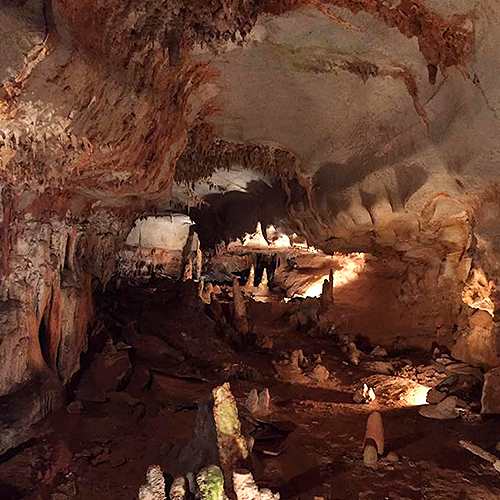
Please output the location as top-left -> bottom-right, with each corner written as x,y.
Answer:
138,465 -> 167,500
364,411 -> 384,455
245,265 -> 255,291
212,383 -> 250,491
232,278 -> 249,334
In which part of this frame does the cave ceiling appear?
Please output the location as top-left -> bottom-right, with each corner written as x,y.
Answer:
1,0 -> 500,260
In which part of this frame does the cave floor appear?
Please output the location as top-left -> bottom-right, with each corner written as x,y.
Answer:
1,279 -> 500,500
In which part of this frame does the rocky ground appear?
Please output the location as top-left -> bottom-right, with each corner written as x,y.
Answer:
1,279 -> 499,500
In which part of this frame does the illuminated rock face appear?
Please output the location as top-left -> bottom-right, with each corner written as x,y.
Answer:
1,0 -> 500,455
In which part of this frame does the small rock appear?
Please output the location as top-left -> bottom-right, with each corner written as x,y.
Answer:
66,401 -> 83,415
364,361 -> 393,375
386,452 -> 399,463
363,443 -> 378,468
353,384 -> 376,404
370,346 -> 387,357
419,396 -> 459,420
109,451 -> 126,468
495,441 -> 500,452
52,494 -> 69,500
310,364 -> 330,382
348,342 -> 361,365
426,388 -> 446,404
258,388 -> 271,414
245,389 -> 259,413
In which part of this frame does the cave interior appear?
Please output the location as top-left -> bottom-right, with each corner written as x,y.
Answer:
1,0 -> 500,499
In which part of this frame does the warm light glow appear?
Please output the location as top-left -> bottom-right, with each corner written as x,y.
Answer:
297,253 -> 366,298
404,384 -> 430,406
301,276 -> 329,298
333,253 -> 366,287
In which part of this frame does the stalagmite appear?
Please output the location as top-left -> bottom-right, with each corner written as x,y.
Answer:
233,469 -> 280,500
182,258 -> 193,281
169,477 -> 188,500
364,411 -> 384,456
245,265 -> 255,291
212,383 -> 250,490
258,388 -> 270,415
232,278 -> 249,335
138,465 -> 167,500
320,269 -> 334,307
245,389 -> 259,413
196,465 -> 226,500
258,268 -> 268,290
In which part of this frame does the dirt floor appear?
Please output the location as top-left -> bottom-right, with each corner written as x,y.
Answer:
1,278 -> 500,500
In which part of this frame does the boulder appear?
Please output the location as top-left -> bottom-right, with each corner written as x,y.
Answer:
76,339 -> 132,402
451,316 -> 500,369
419,396 -> 458,420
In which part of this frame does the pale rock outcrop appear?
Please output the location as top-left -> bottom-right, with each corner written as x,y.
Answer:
452,311 -> 500,369
169,477 -> 188,500
233,469 -> 280,500
481,367 -> 500,414
138,465 -> 166,500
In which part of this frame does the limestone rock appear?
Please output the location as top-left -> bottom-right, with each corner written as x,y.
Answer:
169,477 -> 188,500
370,346 -> 387,357
233,469 -> 280,500
258,388 -> 270,414
481,367 -> 500,414
310,364 -> 330,382
364,411 -> 384,455
76,339 -> 132,402
451,315 -> 500,369
232,279 -> 249,335
426,388 -> 446,404
66,400 -> 83,414
386,451 -> 399,463
196,465 -> 225,500
245,389 -> 259,414
363,443 -> 378,468
419,396 -> 459,420
348,342 -> 362,366
138,465 -> 166,500
212,383 -> 250,490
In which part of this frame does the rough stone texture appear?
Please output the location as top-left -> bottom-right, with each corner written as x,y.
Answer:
138,465 -> 167,500
196,465 -> 225,500
364,411 -> 384,455
212,383 -> 250,491
232,278 -> 249,335
233,469 -> 280,500
2,0 -> 500,456
481,367 -> 500,415
169,477 -> 188,500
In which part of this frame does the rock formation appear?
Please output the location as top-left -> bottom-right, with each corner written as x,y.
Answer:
2,0 -> 500,461
138,465 -> 167,500
232,278 -> 249,335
